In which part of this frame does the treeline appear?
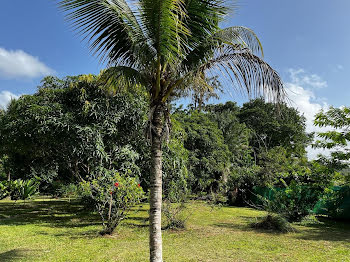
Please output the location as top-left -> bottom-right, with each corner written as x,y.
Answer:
0,75 -> 347,220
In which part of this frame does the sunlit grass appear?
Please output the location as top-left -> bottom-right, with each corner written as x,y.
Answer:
0,198 -> 349,261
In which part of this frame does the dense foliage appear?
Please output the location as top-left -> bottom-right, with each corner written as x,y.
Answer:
314,106 -> 350,171
316,186 -> 350,219
1,75 -> 347,224
0,75 -> 148,188
262,181 -> 323,222
81,168 -> 145,234
175,110 -> 230,194
0,179 -> 39,200
0,82 -> 315,198
238,99 -> 311,157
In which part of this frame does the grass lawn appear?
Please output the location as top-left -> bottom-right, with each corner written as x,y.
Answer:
0,198 -> 349,262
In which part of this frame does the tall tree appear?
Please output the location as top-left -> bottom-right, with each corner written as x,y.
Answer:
238,99 -> 310,158
0,75 -> 148,186
58,1 -> 284,261
314,106 -> 350,170
207,102 -> 251,164
175,110 -> 231,193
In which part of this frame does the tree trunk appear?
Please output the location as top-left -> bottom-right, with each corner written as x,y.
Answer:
149,105 -> 163,262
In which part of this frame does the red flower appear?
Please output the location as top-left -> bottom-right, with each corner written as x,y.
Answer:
114,182 -> 119,187
138,184 -> 141,187
110,191 -> 113,195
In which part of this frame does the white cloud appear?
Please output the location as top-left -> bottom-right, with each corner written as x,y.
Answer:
285,69 -> 331,159
0,47 -> 54,79
288,68 -> 327,89
286,83 -> 328,134
0,90 -> 19,109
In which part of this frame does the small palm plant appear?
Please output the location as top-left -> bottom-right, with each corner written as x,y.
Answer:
58,1 -> 285,261
10,179 -> 39,201
20,179 -> 39,201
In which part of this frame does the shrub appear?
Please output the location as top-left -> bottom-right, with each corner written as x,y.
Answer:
259,180 -> 322,222
57,183 -> 81,201
80,168 -> 144,235
10,179 -> 40,201
162,200 -> 188,230
0,179 -> 40,201
162,152 -> 190,218
210,191 -> 228,205
316,186 -> 350,219
250,214 -> 295,233
0,181 -> 10,199
227,163 -> 261,205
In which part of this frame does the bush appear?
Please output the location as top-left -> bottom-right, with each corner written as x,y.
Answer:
57,183 -> 81,201
259,181 -> 322,222
207,191 -> 228,206
80,168 -> 145,235
162,145 -> 190,230
10,179 -> 40,201
250,214 -> 295,233
316,186 -> 350,219
162,200 -> 188,230
0,181 -> 10,199
0,179 -> 39,200
227,163 -> 261,205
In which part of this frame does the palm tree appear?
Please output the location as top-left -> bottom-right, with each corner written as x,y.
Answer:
58,1 -> 284,261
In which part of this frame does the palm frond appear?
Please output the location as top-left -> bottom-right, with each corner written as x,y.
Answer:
99,66 -> 147,92
214,26 -> 263,57
183,0 -> 228,48
139,0 -> 190,63
58,0 -> 155,67
198,46 -> 285,103
183,26 -> 264,73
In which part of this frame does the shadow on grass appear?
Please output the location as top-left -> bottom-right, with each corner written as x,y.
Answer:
122,215 -> 149,228
0,249 -> 34,262
125,216 -> 149,221
213,215 -> 264,231
0,199 -> 149,239
36,229 -> 100,239
0,200 -> 99,226
213,222 -> 250,231
122,222 -> 149,228
212,220 -> 287,235
213,215 -> 350,242
294,217 -> 350,242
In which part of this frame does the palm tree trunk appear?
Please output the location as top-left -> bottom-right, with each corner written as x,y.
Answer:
149,104 -> 163,262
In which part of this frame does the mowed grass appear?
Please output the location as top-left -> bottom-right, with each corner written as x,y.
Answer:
0,198 -> 349,262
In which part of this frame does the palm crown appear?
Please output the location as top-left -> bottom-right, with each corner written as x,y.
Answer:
59,0 -> 284,105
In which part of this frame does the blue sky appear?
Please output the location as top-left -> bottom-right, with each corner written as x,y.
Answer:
0,0 -> 349,158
